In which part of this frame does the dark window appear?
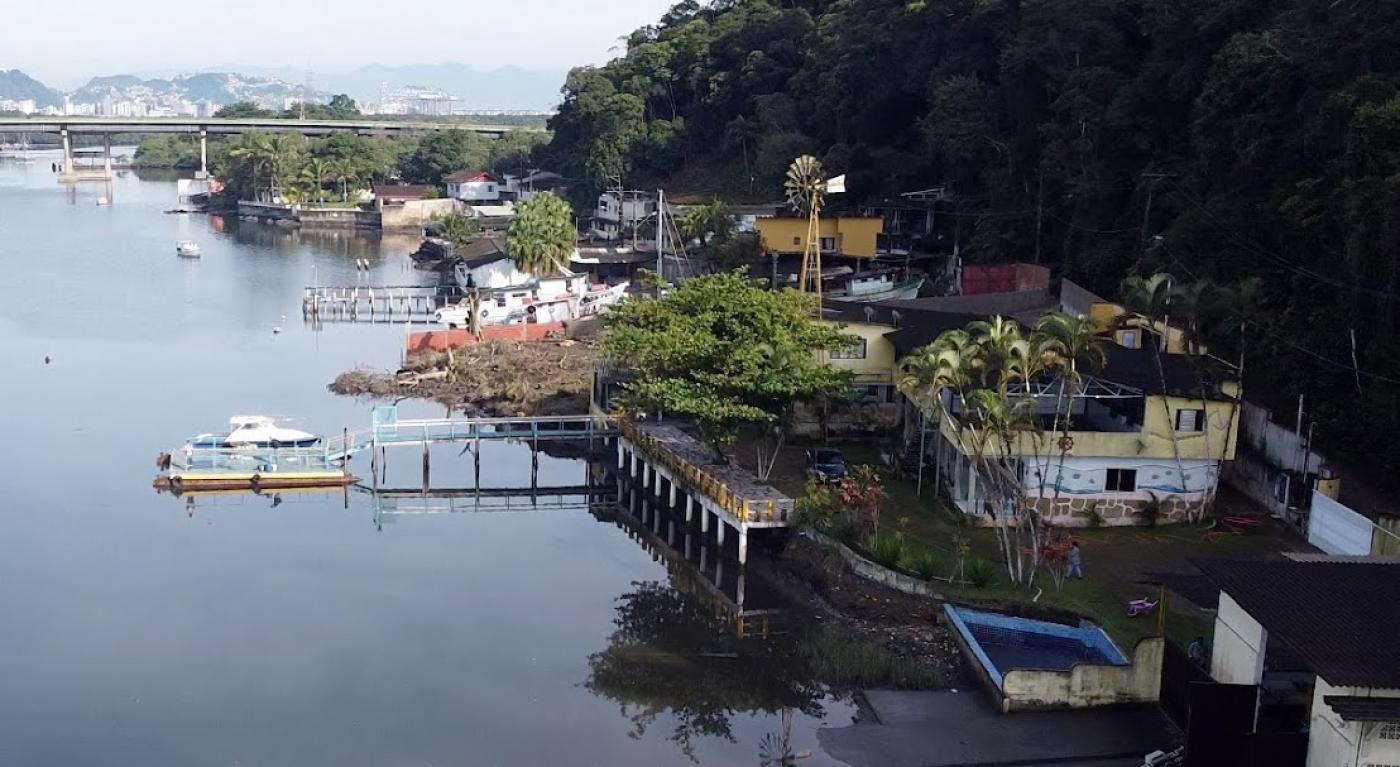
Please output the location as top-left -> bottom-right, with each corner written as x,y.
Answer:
830,339 -> 867,360
792,236 -> 801,246
1105,468 -> 1137,492
1176,408 -> 1204,431
819,236 -> 836,251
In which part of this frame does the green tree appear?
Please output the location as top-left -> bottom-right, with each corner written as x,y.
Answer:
604,269 -> 854,459
214,102 -> 274,119
505,193 -> 577,275
399,129 -> 490,185
299,158 -> 329,204
431,211 -> 480,250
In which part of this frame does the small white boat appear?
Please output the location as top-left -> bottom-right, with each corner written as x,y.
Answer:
176,240 -> 201,258
96,196 -> 110,206
186,415 -> 322,450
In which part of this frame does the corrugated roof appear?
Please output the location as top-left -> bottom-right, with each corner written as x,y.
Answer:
1194,558 -> 1400,688
1322,695 -> 1400,722
444,170 -> 500,184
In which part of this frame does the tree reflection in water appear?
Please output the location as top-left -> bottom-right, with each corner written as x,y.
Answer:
586,581 -> 824,762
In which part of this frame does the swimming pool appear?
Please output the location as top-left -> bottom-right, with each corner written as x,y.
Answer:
945,605 -> 1128,687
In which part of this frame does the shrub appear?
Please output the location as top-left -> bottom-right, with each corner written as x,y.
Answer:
867,532 -> 905,568
964,557 -> 998,588
913,549 -> 945,581
1140,492 -> 1163,528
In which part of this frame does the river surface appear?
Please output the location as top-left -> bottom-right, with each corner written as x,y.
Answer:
0,155 -> 856,766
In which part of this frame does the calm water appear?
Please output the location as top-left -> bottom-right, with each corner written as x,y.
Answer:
0,154 -> 855,766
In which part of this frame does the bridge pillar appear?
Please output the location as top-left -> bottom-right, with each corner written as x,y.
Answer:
103,134 -> 112,179
197,129 -> 208,179
60,128 -> 71,175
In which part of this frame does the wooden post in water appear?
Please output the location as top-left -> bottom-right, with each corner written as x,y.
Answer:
421,441 -> 430,494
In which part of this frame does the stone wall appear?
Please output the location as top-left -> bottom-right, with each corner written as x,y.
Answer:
1028,494 -> 1201,527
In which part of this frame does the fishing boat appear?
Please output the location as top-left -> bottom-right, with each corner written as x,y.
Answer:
176,240 -> 201,258
435,280 -> 629,328
186,416 -> 322,450
828,271 -> 924,302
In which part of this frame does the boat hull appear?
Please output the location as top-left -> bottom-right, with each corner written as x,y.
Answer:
829,277 -> 925,303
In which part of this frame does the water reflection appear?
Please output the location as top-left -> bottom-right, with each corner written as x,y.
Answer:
588,479 -> 848,764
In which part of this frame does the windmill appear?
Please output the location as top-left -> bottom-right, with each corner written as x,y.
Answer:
785,155 -> 845,316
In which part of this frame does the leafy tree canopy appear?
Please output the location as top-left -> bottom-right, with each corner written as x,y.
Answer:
505,193 -> 576,275
603,269 -> 854,452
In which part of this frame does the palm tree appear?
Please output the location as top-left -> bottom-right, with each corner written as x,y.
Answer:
327,159 -> 358,202
1120,272 -> 1197,519
506,193 -> 577,276
229,132 -> 274,201
300,158 -> 329,204
1033,312 -> 1108,508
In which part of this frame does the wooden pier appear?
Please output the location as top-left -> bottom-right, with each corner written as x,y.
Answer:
616,418 -> 796,565
301,284 -> 462,323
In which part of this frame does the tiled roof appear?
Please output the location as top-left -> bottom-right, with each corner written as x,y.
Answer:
444,170 -> 499,184
1194,558 -> 1400,688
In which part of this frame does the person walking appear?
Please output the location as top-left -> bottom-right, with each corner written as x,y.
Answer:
1067,541 -> 1084,580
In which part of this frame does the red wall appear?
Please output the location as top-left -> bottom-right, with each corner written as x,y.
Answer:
962,263 -> 1051,295
408,322 -> 566,353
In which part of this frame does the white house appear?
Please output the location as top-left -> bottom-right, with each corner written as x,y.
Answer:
1198,558 -> 1400,767
503,170 -> 567,201
444,170 -> 503,203
590,190 -> 655,241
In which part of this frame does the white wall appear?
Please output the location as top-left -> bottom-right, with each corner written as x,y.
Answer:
1211,592 -> 1268,687
449,180 -> 500,202
465,259 -> 531,289
1024,455 -> 1218,499
1307,678 -> 1400,767
1308,491 -> 1378,556
1240,401 -> 1325,475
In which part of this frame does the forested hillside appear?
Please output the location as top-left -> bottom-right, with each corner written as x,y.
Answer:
545,0 -> 1400,478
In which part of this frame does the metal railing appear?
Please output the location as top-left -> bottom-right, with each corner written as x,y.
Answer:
618,418 -> 794,525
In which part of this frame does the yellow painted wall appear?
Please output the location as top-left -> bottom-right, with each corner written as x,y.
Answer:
1091,302 -> 1199,354
817,319 -> 898,378
935,384 -> 1240,461
757,216 -> 884,258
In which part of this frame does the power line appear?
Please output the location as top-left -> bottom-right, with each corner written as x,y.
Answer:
1157,247 -> 1400,387
1163,179 -> 1400,302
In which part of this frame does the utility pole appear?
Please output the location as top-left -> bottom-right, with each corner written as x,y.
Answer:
1140,171 -> 1166,251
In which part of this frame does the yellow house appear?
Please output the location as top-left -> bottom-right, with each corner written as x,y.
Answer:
756,216 -> 884,259
811,298 -> 1241,527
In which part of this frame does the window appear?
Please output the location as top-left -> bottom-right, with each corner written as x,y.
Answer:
792,236 -> 801,246
1119,329 -> 1139,349
819,236 -> 837,251
1176,408 -> 1205,432
1379,722 -> 1400,741
830,339 -> 867,360
1105,468 -> 1137,492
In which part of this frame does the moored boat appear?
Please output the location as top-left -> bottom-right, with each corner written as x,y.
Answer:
185,415 -> 322,450
176,240 -> 201,258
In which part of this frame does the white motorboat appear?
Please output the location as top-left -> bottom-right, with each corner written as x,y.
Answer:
435,281 -> 629,329
186,416 -> 322,450
176,240 -> 201,258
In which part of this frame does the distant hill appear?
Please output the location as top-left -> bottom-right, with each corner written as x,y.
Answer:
180,62 -> 567,111
0,69 -> 62,107
71,72 -> 321,109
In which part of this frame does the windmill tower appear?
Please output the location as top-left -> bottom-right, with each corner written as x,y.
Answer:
785,156 -> 846,316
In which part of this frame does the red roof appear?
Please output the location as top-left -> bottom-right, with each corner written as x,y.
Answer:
444,170 -> 500,184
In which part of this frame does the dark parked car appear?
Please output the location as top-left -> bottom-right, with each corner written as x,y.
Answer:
806,448 -> 848,484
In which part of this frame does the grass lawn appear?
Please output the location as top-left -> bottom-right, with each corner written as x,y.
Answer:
744,440 -> 1307,650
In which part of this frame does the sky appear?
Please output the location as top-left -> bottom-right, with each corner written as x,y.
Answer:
6,0 -> 676,88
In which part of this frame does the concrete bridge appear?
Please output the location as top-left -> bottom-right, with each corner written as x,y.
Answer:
0,117 -> 536,180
